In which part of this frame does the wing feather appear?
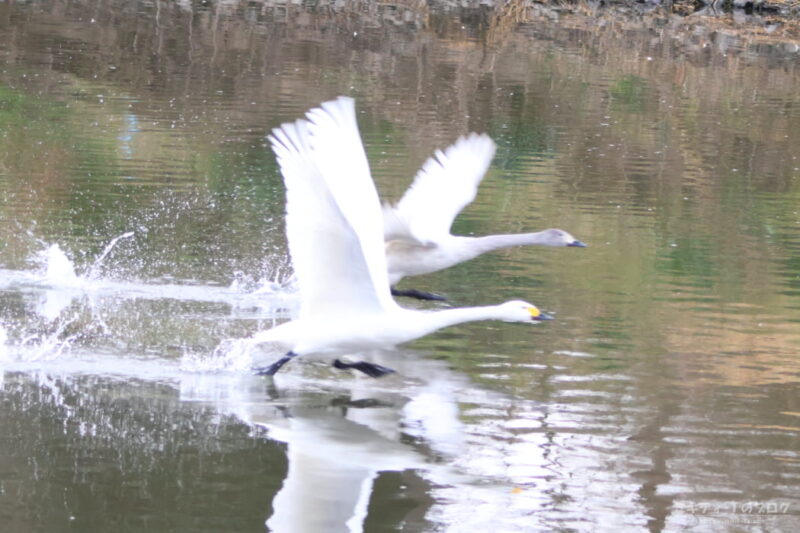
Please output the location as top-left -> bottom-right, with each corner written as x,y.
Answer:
268,114 -> 393,319
303,97 -> 396,311
384,133 -> 496,243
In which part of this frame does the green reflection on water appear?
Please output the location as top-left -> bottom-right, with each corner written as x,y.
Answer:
609,74 -> 649,113
0,78 -> 290,280
490,88 -> 555,173
0,374 -> 287,533
657,237 -> 716,288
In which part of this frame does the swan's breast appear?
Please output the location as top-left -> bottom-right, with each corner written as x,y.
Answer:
385,240 -> 452,282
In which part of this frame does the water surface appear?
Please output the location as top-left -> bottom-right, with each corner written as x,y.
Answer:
1,1 -> 799,531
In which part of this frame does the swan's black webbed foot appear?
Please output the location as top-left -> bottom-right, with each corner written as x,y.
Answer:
333,359 -> 396,378
254,351 -> 298,375
390,287 -> 447,301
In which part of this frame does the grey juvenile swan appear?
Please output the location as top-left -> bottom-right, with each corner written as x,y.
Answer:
384,133 -> 586,300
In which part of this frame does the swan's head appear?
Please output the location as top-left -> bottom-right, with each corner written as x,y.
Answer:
541,228 -> 587,248
497,300 -> 554,323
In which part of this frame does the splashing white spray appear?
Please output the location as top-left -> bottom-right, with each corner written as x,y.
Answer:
34,232 -> 136,286
36,244 -> 80,285
86,231 -> 135,280
0,323 -> 8,362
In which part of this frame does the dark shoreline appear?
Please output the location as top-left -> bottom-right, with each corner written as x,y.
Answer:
485,0 -> 800,46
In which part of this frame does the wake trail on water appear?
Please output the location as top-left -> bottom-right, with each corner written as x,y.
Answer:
0,233 -> 298,370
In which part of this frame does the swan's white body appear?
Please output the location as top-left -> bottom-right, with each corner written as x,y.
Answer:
383,134 -> 585,286
256,97 -> 550,375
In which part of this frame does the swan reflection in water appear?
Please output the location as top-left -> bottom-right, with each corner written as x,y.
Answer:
2,337 -> 551,531
180,349 -> 483,532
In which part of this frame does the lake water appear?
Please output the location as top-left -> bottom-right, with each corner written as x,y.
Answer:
1,1 -> 799,531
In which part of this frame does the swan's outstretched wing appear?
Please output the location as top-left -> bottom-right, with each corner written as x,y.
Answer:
383,133 -> 496,244
303,97 -> 396,312
269,113 -> 392,319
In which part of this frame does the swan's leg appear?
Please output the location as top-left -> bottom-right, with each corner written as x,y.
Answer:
254,351 -> 298,375
333,359 -> 396,378
390,287 -> 447,301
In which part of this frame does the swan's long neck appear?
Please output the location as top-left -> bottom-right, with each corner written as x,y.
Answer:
443,232 -> 556,265
409,305 -> 507,338
469,231 -> 556,254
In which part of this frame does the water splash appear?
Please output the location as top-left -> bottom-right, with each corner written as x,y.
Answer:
86,231 -> 134,280
18,314 -> 82,362
18,234 -> 298,312
0,324 -> 8,362
229,259 -> 296,296
36,244 -> 80,285
182,331 -> 280,374
2,234 -> 136,359
33,231 -> 134,287
0,312 -> 82,365
28,244 -> 84,320
4,233 -> 298,370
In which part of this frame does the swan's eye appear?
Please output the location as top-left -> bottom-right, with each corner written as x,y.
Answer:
526,306 -> 541,318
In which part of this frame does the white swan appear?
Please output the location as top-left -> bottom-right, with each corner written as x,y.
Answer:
384,133 -> 585,300
253,97 -> 552,377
